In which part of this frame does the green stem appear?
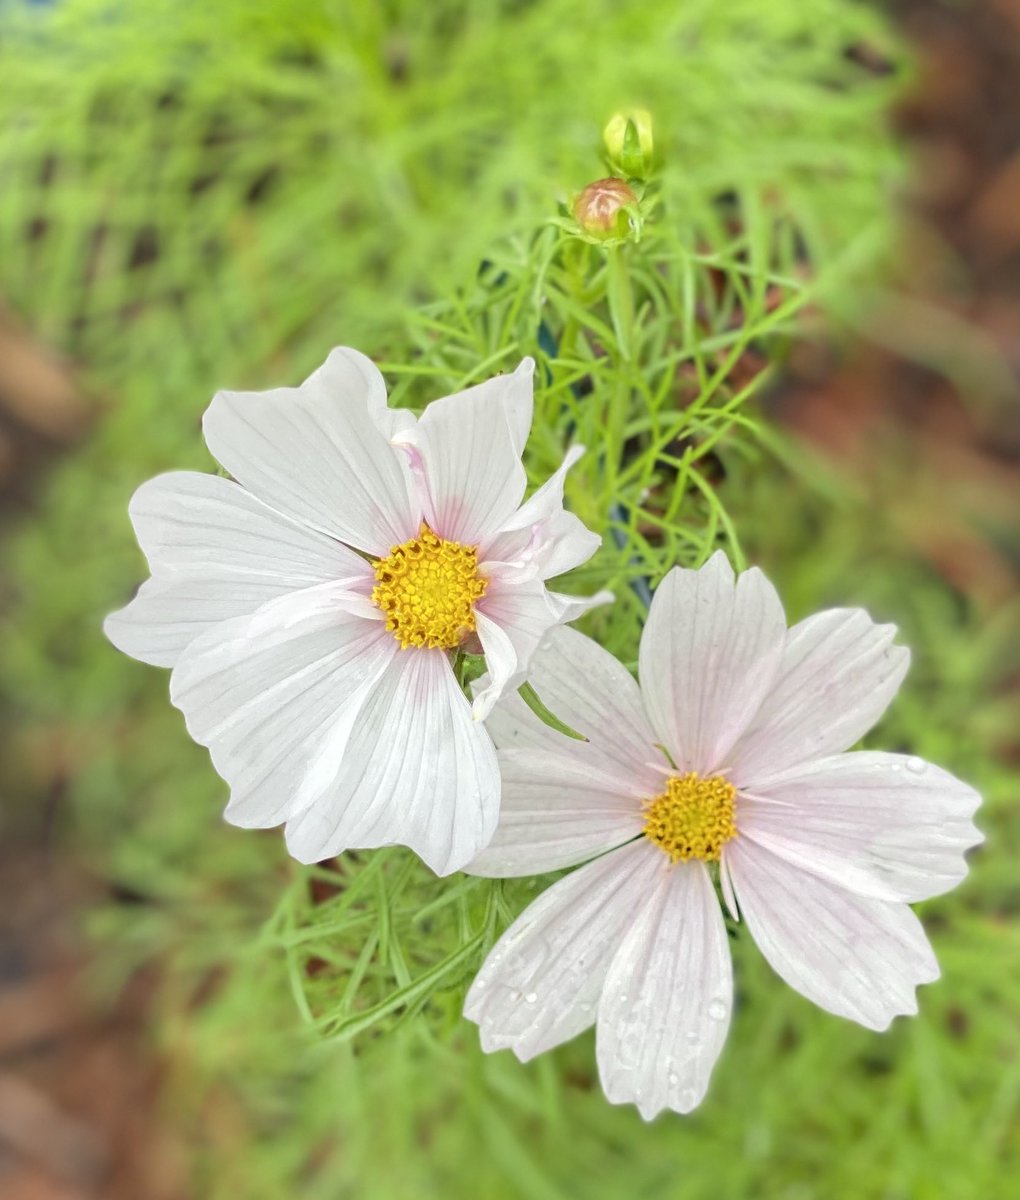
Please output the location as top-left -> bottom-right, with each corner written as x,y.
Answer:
606,243 -> 635,361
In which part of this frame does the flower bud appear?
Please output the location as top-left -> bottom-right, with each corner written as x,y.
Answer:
572,177 -> 638,242
603,109 -> 654,179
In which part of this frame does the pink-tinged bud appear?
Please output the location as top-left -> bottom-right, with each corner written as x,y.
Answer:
572,177 -> 638,242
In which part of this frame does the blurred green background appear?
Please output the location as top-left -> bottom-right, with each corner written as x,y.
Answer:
0,1 -> 1018,1198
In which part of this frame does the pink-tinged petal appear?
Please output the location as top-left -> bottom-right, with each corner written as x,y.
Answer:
168,583 -> 397,830
597,857 -> 732,1119
283,648 -> 500,876
638,552 -> 786,775
737,751 -> 982,903
472,579 -> 567,720
481,626 -> 663,788
203,348 -> 419,556
726,837 -> 940,1030
490,444 -> 585,537
104,471 -> 375,668
465,748 -> 645,877
397,359 -> 534,545
728,608 -> 910,786
546,587 -> 613,624
532,509 -> 602,580
480,446 -> 599,583
482,508 -> 601,586
465,840 -> 666,1061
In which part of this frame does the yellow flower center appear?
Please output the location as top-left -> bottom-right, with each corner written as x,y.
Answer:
642,772 -> 737,863
371,523 -> 487,650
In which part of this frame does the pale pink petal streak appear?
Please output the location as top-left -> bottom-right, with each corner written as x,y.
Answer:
471,579 -> 579,720
465,841 -> 666,1061
479,626 -> 663,788
638,552 -> 787,774
597,855 -> 732,1119
398,359 -> 534,545
729,608 -> 910,786
726,837 -> 939,1030
737,751 -> 982,903
466,747 -> 646,877
104,471 -> 374,667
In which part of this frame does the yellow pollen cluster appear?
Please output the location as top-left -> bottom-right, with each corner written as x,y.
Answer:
372,524 -> 487,650
642,772 -> 737,863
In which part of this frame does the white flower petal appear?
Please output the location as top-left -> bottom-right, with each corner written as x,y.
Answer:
638,552 -> 786,775
169,584 -> 397,829
106,574 -> 310,669
482,507 -> 600,585
472,580 -> 569,720
481,626 -> 663,781
128,471 -> 368,580
283,648 -> 500,876
104,471 -> 375,668
492,444 -> 585,536
465,841 -> 665,1061
546,587 -> 613,625
465,748 -> 645,877
597,857 -> 732,1119
726,837 -> 940,1031
399,359 -> 534,545
330,347 -> 416,442
203,347 -> 418,556
728,608 -> 910,785
531,508 -> 602,580
737,752 -> 982,903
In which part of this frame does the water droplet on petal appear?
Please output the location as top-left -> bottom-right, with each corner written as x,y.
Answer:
475,979 -> 486,990
906,756 -> 926,774
525,992 -> 538,1004
668,1071 -> 679,1087
708,999 -> 728,1021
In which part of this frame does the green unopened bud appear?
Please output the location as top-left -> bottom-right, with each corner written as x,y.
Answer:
572,177 -> 638,243
603,109 -> 654,179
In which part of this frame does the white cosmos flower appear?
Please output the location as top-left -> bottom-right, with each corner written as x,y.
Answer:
463,552 -> 982,1119
104,348 -> 608,875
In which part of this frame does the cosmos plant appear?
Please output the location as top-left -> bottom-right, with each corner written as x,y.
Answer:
104,113 -> 983,1119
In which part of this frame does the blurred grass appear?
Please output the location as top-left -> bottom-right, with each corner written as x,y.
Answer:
2,1 -> 1017,1198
